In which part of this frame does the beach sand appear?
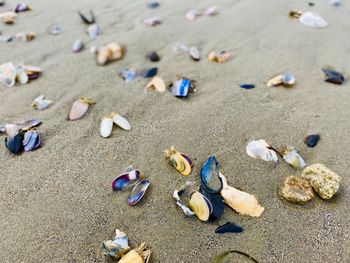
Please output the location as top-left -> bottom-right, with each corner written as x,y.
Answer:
1,0 -> 350,262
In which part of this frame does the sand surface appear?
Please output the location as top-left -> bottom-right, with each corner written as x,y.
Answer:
1,0 -> 350,262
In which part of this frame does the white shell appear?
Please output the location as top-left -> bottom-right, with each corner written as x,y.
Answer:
246,139 -> 278,162
16,66 -> 29,84
86,24 -> 101,39
299,12 -> 328,28
111,113 -> 131,130
143,16 -> 161,26
100,116 -> 113,138
204,6 -> 218,16
5,124 -> 20,137
189,47 -> 200,61
0,62 -> 17,87
185,9 -> 201,21
72,39 -> 84,53
32,95 -> 53,110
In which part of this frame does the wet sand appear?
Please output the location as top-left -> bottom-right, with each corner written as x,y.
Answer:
1,0 -> 350,262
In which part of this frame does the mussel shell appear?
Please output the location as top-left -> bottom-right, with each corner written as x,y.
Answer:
20,119 -> 41,131
5,134 -> 24,154
15,3 -> 30,13
322,68 -> 345,84
23,130 -> 41,152
304,134 -> 320,148
240,84 -> 255,89
200,185 -> 224,221
200,156 -> 223,194
128,179 -> 150,206
180,152 -> 194,167
142,67 -> 158,78
189,47 -> 200,61
172,79 -> 190,97
100,117 -> 113,138
146,2 -> 160,9
215,222 -> 244,234
112,169 -> 142,191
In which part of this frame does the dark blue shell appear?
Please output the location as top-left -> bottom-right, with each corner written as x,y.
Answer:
147,2 -> 160,9
304,134 -> 320,148
112,169 -> 142,191
5,134 -> 24,155
128,179 -> 150,206
200,185 -> 224,221
215,222 -> 244,234
200,156 -> 223,194
142,67 -> 158,78
240,84 -> 255,89
322,68 -> 345,85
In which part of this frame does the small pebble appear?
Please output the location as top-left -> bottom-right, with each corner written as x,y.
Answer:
148,52 -> 160,62
304,134 -> 320,148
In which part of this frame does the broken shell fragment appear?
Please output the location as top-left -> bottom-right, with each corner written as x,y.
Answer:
185,9 -> 202,21
165,146 -> 193,176
103,227 -> 130,259
72,39 -> 84,53
204,5 -> 219,16
100,116 -> 113,138
4,125 -> 23,154
32,95 -> 53,110
147,2 -> 160,9
78,10 -> 95,25
111,112 -> 131,130
128,179 -> 150,206
299,11 -> 328,28
219,173 -> 264,217
215,222 -> 244,234
68,97 -> 95,121
200,185 -> 224,221
112,169 -> 143,191
118,242 -> 151,263
0,62 -> 17,87
200,156 -> 223,194
14,3 -> 31,13
173,181 -> 195,216
208,51 -> 230,63
266,73 -> 295,87
48,24 -> 63,35
143,16 -> 161,26
304,134 -> 320,148
1,12 -> 16,24
23,129 -> 41,152
144,76 -> 166,93
0,119 -> 41,134
280,175 -> 314,204
23,65 -> 42,80
246,139 -> 278,162
188,191 -> 213,221
86,23 -> 101,39
240,84 -> 255,89
15,32 -> 35,42
96,43 -> 125,66
141,67 -> 158,78
119,68 -> 137,82
171,78 -> 191,97
0,35 -> 12,42
281,147 -> 306,169
189,47 -> 200,61
322,68 -> 345,85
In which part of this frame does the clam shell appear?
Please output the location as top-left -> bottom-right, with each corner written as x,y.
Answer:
23,129 -> 41,152
119,68 -> 137,82
16,66 -> 29,85
68,97 -> 95,121
15,32 -> 35,42
304,134 -> 320,148
111,112 -> 131,130
246,139 -> 278,162
165,146 -> 192,176
112,169 -> 142,191
185,9 -> 201,21
32,95 -> 53,110
96,43 -> 124,66
144,76 -> 166,93
72,39 -> 84,53
128,179 -> 150,206
322,68 -> 345,84
208,51 -> 230,63
15,3 -> 31,13
188,191 -> 212,221
215,222 -> 244,234
299,11 -> 327,28
19,119 -> 41,131
282,73 -> 295,86
189,47 -> 200,61
281,147 -> 306,169
200,185 -> 224,221
204,5 -> 218,16
100,116 -> 113,138
5,133 -> 24,154
0,62 -> 17,87
200,156 -> 223,193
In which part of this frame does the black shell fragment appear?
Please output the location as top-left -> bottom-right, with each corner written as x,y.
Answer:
200,185 -> 224,221
240,84 -> 256,89
78,10 -> 95,25
322,68 -> 345,85
215,222 -> 244,234
142,67 -> 158,78
5,134 -> 24,155
304,134 -> 320,148
148,52 -> 160,62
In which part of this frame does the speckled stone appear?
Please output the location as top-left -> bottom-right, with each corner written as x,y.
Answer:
281,176 -> 314,204
301,163 -> 340,200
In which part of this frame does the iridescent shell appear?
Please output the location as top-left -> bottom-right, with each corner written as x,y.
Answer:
164,146 -> 193,176
173,181 -> 195,216
86,23 -> 101,39
72,39 -> 84,53
215,222 -> 244,234
23,129 -> 41,152
112,169 -> 143,191
322,68 -> 345,85
200,156 -> 223,193
15,3 -> 31,13
128,179 -> 150,206
171,79 -> 191,97
143,16 -> 161,26
299,11 -> 328,28
5,127 -> 23,155
141,67 -> 158,78
32,95 -> 53,110
199,185 -> 224,221
0,62 -> 17,87
189,47 -> 200,61
281,147 -> 306,169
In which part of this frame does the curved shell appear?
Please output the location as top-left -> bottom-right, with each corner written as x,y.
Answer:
111,112 -> 131,130
266,74 -> 284,87
32,95 -> 53,110
72,39 -> 84,53
0,62 -> 17,87
200,156 -> 223,193
86,23 -> 101,39
200,185 -> 224,221
5,133 -> 24,154
112,169 -> 143,191
173,181 -> 195,216
4,124 -> 20,137
282,73 -> 295,86
165,146 -> 193,176
96,43 -> 124,66
281,147 -> 306,169
141,67 -> 158,78
185,9 -> 201,21
128,179 -> 150,206
144,76 -> 166,93
68,97 -> 95,121
23,129 -> 41,152
100,116 -> 113,138
188,191 -> 213,221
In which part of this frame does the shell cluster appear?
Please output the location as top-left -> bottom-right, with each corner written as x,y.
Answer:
0,62 -> 42,87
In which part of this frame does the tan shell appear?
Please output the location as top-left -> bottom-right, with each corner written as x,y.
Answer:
208,51 -> 230,63
188,191 -> 210,221
118,242 -> 151,263
144,76 -> 166,93
97,43 -> 125,66
266,74 -> 284,87
219,173 -> 264,217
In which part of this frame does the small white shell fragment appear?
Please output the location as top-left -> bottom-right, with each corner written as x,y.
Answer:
0,62 -> 17,87
143,16 -> 161,26
204,5 -> 218,16
189,47 -> 200,61
72,39 -> 84,53
86,23 -> 101,39
32,95 -> 53,110
299,11 -> 328,28
246,139 -> 278,162
5,124 -> 20,137
185,9 -> 201,21
281,147 -> 306,169
111,112 -> 131,130
100,116 -> 113,138
16,66 -> 29,84
328,0 -> 341,6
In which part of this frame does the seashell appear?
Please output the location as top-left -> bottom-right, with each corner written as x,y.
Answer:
246,139 -> 278,162
0,1 -> 5,6
143,16 -> 161,26
68,97 -> 95,121
119,68 -> 137,82
32,95 -> 53,110
0,62 -> 17,87
328,0 -> 341,6
164,146 -> 193,176
144,76 -> 166,93
96,43 -> 124,66
16,66 -> 29,85
0,35 -> 13,42
128,179 -> 150,206
110,112 -> 131,130
219,173 -> 264,217
72,39 -> 84,53
23,65 -> 42,80
5,124 -> 20,137
100,116 -> 113,138
171,79 -> 191,97
189,47 -> 200,61
103,227 -> 130,259
14,3 -> 31,13
148,51 -> 160,62
112,169 -> 143,191
200,185 -> 224,221
200,156 -> 223,194
208,51 -> 230,63
173,42 -> 190,53
89,45 -> 98,54
281,147 -> 306,169
15,32 -> 35,42
78,10 -> 95,25
1,12 -> 16,24
23,129 -> 41,152
204,5 -> 218,16
4,125 -> 23,154
141,67 -> 158,78
185,9 -> 202,21
304,134 -> 320,148
118,242 -> 151,263
282,73 -> 295,87
48,24 -> 63,35
18,118 -> 41,131
86,23 -> 101,39
299,11 -> 327,28
188,191 -> 213,221
266,74 -> 284,87
322,68 -> 345,85
240,83 -> 255,89
215,222 -> 244,234
146,2 -> 160,9
173,182 -> 195,216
